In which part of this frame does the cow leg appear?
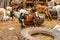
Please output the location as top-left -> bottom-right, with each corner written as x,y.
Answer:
21,19 -> 25,29
33,19 -> 37,27
44,8 -> 52,20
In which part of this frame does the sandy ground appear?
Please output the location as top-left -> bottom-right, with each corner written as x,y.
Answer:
0,18 -> 21,40
0,17 -> 59,40
32,19 -> 59,40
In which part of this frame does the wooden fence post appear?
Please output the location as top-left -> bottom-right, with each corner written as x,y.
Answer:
1,0 -> 7,9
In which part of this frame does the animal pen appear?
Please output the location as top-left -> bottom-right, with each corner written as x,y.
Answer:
0,0 -> 60,40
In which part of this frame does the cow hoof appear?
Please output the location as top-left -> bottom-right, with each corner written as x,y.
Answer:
18,27 -> 60,40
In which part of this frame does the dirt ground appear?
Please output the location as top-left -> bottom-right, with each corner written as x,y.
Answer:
0,17 -> 59,40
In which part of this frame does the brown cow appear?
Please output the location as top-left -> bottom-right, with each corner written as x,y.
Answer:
34,3 -> 52,20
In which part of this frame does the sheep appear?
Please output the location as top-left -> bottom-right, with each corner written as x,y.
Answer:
6,6 -> 12,11
1,16 -> 10,22
6,6 -> 12,15
0,6 -> 12,22
0,8 -> 6,20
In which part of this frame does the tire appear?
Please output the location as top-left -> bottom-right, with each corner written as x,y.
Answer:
49,10 -> 57,19
36,16 -> 44,25
18,27 -> 60,40
50,10 -> 57,16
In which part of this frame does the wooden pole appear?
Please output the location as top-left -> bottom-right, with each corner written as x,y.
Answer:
1,0 -> 7,9
9,0 -> 12,6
